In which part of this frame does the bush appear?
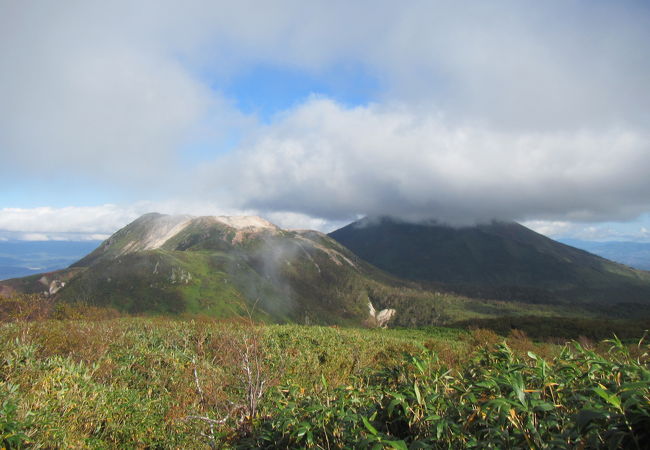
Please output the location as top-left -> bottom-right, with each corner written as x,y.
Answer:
0,294 -> 53,322
0,383 -> 32,448
248,337 -> 650,448
0,294 -> 120,323
1,317 -> 647,448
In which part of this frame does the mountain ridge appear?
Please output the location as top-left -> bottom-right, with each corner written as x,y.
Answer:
3,213 -> 650,326
2,213 -> 416,326
328,216 -> 650,304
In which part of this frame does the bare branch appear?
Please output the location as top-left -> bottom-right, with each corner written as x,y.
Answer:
192,357 -> 205,406
186,415 -> 229,425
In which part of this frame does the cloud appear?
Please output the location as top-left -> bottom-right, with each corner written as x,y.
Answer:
522,221 -> 576,237
2,1 -> 650,228
264,211 -> 350,233
20,233 -> 53,242
374,1 -> 650,131
0,203 -> 346,240
525,218 -> 650,242
0,1 -> 248,186
0,205 -> 140,235
206,98 -> 650,224
1,232 -> 112,242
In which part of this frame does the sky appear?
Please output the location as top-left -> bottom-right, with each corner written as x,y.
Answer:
1,0 -> 650,242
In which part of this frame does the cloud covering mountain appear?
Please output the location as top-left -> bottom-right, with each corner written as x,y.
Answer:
207,99 -> 650,224
1,0 -> 649,236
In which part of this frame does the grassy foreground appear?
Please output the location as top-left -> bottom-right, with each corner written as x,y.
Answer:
1,315 -> 649,448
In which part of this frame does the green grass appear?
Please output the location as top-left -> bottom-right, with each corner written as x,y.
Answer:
0,318 -> 446,447
1,315 -> 648,448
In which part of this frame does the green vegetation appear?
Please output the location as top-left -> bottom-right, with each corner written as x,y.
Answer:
329,217 -> 650,306
2,214 -> 650,447
251,337 -> 650,449
1,298 -> 648,448
454,316 -> 650,342
18,213 -> 410,325
5,213 -> 650,329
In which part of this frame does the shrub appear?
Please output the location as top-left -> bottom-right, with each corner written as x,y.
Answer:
468,327 -> 501,348
0,294 -> 121,323
1,317 -> 647,448
248,337 -> 650,448
0,383 -> 32,448
0,294 -> 53,322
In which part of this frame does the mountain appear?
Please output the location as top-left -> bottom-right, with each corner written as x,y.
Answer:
559,239 -> 650,271
1,213 -> 425,326
329,217 -> 650,306
4,213 -> 650,327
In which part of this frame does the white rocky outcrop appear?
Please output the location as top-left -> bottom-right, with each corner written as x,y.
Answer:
48,280 -> 66,295
140,215 -> 193,250
368,300 -> 396,328
170,267 -> 192,284
213,215 -> 277,230
119,215 -> 193,255
38,276 -> 66,296
119,214 -> 280,255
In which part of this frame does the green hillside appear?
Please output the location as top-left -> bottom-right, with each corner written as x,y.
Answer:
54,214 -> 386,324
329,217 -> 650,306
2,214 -> 466,326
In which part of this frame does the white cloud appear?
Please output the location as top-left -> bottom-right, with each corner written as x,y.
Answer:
0,1 -> 248,185
0,203 -> 344,240
207,98 -> 650,224
20,233 -> 52,242
1,1 -> 650,228
523,221 -> 575,237
0,230 -> 113,242
525,220 -> 650,242
0,205 -> 141,235
264,211 -> 351,233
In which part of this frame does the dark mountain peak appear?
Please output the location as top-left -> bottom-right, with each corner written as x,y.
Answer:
329,216 -> 650,303
353,215 -> 528,232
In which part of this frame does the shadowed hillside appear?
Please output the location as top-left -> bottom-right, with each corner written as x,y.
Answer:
329,217 -> 650,306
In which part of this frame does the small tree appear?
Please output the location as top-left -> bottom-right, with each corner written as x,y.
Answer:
186,301 -> 272,446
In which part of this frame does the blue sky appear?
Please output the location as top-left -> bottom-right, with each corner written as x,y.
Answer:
173,62 -> 381,167
1,0 -> 650,241
224,63 -> 380,121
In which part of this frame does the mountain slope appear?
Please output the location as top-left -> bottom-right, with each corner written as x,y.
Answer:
5,214 -> 650,326
4,213 -> 422,325
329,217 -> 650,304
